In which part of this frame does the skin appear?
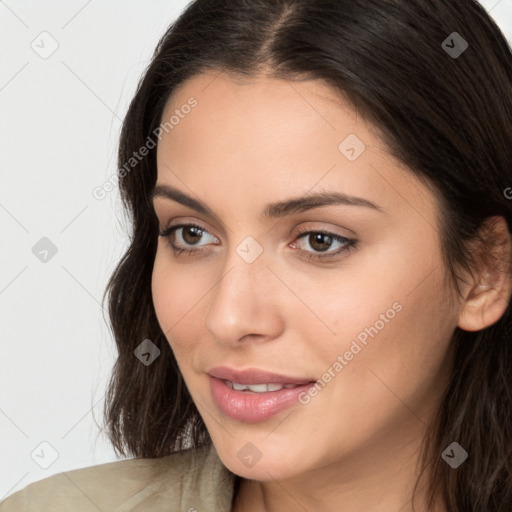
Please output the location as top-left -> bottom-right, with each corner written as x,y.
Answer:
151,70 -> 511,511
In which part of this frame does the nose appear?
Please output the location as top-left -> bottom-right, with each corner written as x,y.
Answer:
203,244 -> 284,348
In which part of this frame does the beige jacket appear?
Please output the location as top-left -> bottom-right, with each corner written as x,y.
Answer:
0,443 -> 237,511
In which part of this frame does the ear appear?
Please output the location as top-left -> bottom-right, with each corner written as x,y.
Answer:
457,216 -> 512,332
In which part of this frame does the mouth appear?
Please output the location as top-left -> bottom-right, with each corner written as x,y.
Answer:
207,366 -> 317,423
222,380 -> 306,392
207,365 -> 315,386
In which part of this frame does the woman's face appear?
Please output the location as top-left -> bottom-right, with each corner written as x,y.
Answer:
151,70 -> 460,482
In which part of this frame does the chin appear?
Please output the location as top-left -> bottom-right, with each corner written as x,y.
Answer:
213,436 -> 308,482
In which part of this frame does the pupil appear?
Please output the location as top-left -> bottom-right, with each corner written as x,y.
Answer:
183,226 -> 202,244
310,233 -> 331,252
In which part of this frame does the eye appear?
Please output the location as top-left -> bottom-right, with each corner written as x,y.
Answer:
292,228 -> 357,261
158,223 -> 219,256
158,223 -> 357,261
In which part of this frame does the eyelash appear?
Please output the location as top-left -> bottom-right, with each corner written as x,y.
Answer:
157,223 -> 357,262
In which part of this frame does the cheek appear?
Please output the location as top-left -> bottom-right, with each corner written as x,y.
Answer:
304,234 -> 455,404
151,253 -> 206,354
322,267 -> 455,425
287,246 -> 415,363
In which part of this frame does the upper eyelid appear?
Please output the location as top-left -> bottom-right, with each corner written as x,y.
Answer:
159,211 -> 356,233
184,225 -> 218,242
154,204 -> 360,237
165,223 -> 219,240
163,222 -> 352,245
164,224 -> 355,263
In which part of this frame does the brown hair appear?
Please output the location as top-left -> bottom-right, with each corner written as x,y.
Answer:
101,0 -> 512,509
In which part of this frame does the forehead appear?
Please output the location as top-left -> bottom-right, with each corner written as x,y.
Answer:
161,70 -> 361,141
158,71 -> 367,179
155,70 -> 437,225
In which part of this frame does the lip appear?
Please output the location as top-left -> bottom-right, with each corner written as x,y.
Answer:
207,366 -> 317,423
207,366 -> 315,385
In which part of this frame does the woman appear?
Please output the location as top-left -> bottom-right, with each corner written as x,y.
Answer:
2,0 -> 511,510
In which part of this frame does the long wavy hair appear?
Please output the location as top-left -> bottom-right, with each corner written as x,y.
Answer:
101,0 -> 512,509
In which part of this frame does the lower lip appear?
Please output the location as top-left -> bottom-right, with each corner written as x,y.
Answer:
209,376 -> 314,423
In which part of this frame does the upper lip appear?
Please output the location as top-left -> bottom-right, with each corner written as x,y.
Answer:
208,366 -> 315,385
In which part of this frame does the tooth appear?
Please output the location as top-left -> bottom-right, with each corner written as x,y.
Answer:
227,381 -> 299,392
247,383 -> 269,393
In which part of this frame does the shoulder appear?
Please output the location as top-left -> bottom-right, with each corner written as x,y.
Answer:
0,443 -> 237,512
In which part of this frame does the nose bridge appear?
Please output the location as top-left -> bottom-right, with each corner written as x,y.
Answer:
204,235 -> 279,343
211,236 -> 268,311
217,231 -> 269,293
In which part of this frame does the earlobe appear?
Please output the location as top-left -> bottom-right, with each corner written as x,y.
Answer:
458,284 -> 511,331
457,216 -> 512,332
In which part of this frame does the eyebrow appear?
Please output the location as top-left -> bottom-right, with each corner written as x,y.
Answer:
150,184 -> 384,219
